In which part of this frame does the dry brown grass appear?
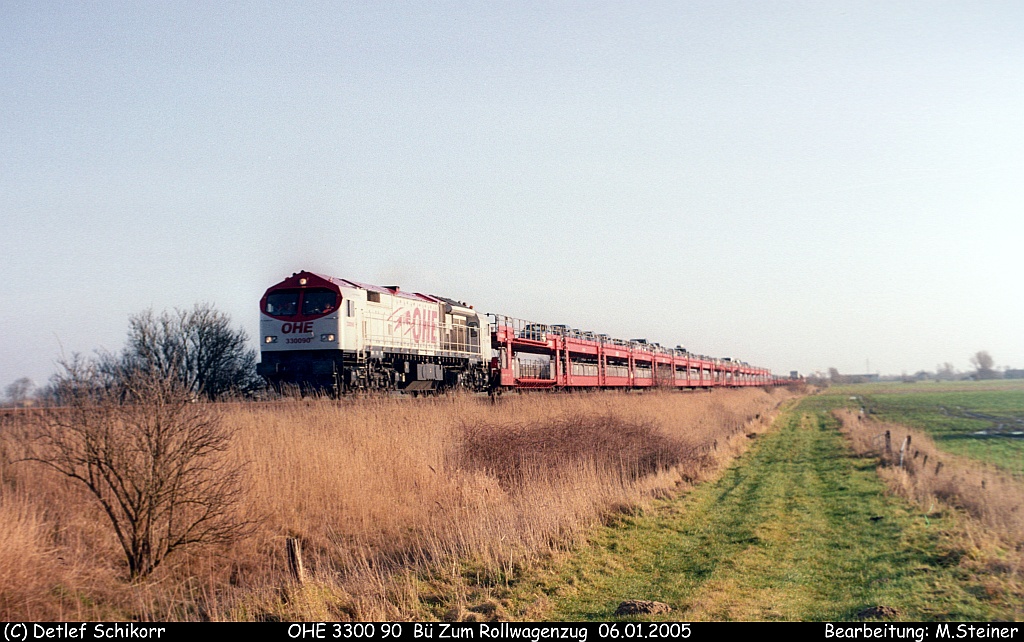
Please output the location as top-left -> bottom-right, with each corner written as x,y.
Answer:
0,412 -> 129,620
0,388 -> 791,621
834,409 -> 1024,569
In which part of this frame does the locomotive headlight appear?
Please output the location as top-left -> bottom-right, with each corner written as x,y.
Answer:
320,333 -> 336,342
264,335 -> 278,344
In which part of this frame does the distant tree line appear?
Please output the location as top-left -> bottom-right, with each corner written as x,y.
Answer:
814,350 -> 1021,386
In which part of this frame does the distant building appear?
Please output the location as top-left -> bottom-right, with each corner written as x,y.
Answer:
1006,369 -> 1024,379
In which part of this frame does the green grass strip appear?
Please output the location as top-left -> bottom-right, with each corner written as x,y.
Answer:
534,408 -> 1007,621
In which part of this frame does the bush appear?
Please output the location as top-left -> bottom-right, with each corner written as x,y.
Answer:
23,357 -> 250,580
458,413 -> 705,489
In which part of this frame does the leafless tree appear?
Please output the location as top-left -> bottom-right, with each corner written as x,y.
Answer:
4,377 -> 35,406
23,357 -> 250,580
112,303 -> 262,400
970,351 -> 996,380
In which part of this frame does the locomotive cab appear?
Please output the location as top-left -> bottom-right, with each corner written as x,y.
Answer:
257,272 -> 346,392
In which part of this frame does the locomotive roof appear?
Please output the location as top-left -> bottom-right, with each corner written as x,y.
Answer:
286,271 -> 449,305
428,293 -> 476,310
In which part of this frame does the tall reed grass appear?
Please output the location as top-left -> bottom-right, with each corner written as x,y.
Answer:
1,388 -> 790,620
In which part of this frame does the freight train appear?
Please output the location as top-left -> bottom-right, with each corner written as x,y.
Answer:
257,270 -> 781,395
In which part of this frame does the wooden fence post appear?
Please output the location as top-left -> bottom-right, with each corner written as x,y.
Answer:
287,537 -> 306,584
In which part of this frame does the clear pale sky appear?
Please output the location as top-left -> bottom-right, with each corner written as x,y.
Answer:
2,1 -> 1022,389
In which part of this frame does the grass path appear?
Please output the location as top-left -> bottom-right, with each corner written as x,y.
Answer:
523,408 -> 1009,621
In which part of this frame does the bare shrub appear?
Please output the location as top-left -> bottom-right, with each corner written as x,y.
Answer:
458,413 -> 708,489
20,358 -> 250,580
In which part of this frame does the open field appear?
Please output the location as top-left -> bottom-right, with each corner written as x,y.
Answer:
827,380 -> 1024,476
0,387 -> 791,621
7,382 -> 1018,622
504,393 -> 1023,621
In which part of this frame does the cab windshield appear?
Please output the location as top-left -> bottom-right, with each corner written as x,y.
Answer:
302,289 -> 339,315
265,290 -> 299,316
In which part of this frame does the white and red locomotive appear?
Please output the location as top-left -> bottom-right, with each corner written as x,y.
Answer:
258,270 -> 778,394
